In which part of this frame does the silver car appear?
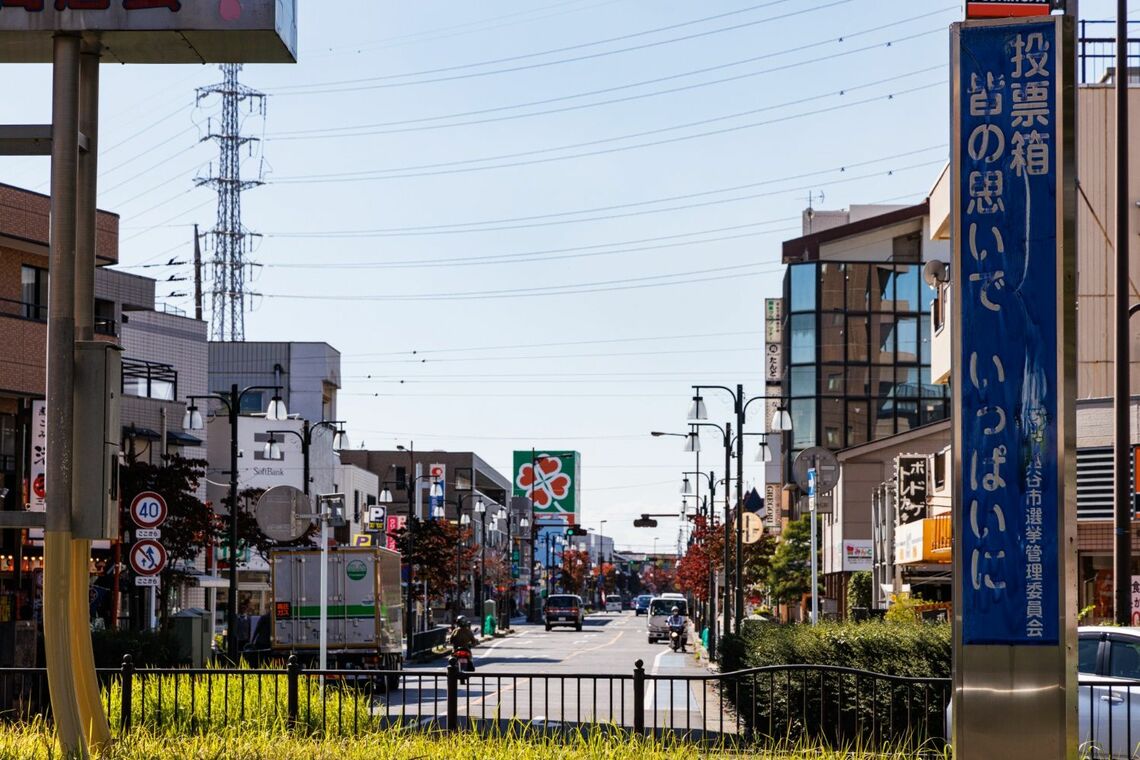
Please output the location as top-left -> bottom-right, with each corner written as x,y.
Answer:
947,626 -> 1140,759
647,597 -> 687,644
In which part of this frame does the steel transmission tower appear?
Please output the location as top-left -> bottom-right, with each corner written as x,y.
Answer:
195,64 -> 266,342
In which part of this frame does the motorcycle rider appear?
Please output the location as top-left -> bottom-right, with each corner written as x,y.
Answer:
449,615 -> 479,672
666,606 -> 687,651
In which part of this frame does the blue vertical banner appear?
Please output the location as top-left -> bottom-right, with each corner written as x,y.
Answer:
957,19 -> 1060,645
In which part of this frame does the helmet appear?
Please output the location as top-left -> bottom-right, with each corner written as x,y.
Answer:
671,606 -> 680,614
456,615 -> 469,626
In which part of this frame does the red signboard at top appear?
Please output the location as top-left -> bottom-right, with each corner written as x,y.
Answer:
967,0 -> 1052,18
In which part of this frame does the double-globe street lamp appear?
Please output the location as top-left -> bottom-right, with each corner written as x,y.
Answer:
264,420 -> 349,495
453,492 -> 483,621
184,383 -> 288,663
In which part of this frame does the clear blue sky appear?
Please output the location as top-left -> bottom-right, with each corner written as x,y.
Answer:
1,0 -> 1132,553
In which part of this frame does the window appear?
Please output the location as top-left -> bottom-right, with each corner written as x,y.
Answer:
789,264 -> 817,312
933,283 -> 947,333
933,452 -> 947,490
122,359 -> 177,401
238,392 -> 264,414
820,312 -> 845,363
897,316 -> 919,362
1078,637 -> 1100,674
820,263 -> 845,311
20,266 -> 48,321
790,399 -> 816,449
894,265 -> 921,312
790,314 -> 816,363
789,366 -> 816,397
94,299 -> 116,336
1108,639 -> 1140,679
845,263 -> 870,312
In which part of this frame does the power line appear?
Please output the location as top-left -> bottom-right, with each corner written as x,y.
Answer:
311,0 -> 625,57
267,146 -> 943,238
274,0 -> 832,94
276,80 -> 944,183
264,261 -> 785,303
269,19 -> 950,138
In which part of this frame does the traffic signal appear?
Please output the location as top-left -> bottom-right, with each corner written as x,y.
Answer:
633,515 -> 658,528
565,526 -> 587,537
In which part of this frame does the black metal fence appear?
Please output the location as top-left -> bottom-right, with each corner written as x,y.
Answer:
1079,21 -> 1140,85
0,657 -> 954,751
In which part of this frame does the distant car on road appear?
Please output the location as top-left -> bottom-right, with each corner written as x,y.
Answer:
605,596 -> 623,613
634,594 -> 652,616
544,594 -> 584,631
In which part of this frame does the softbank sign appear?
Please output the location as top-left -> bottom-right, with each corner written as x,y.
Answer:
205,416 -> 336,506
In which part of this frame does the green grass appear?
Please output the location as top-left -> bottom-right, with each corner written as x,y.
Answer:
0,723 -> 952,759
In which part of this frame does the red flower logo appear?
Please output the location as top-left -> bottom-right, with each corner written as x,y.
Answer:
516,456 -> 571,509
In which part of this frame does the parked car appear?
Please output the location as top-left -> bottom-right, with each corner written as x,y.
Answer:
647,597 -> 688,644
634,594 -> 652,616
544,594 -> 584,631
947,626 -> 1140,758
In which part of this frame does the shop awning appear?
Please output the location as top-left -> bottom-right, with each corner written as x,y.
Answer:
122,425 -> 161,441
166,430 -> 203,447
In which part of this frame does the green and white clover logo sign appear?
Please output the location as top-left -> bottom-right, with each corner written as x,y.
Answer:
513,451 -> 580,516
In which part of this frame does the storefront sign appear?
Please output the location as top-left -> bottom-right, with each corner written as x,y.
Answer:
29,400 -> 46,511
842,540 -> 873,571
956,18 -> 1064,645
895,455 -> 928,525
513,451 -> 579,516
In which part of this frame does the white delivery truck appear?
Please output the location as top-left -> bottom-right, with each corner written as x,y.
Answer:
271,546 -> 404,688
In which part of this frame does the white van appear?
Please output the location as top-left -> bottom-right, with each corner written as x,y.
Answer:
647,596 -> 688,644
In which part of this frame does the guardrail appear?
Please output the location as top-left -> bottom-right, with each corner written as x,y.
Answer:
410,627 -> 448,659
0,657 -> 956,751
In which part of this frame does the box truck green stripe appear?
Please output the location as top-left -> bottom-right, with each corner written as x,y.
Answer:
291,604 -> 376,619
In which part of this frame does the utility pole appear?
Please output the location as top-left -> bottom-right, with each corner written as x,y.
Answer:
195,64 -> 265,342
193,224 -> 203,322
1114,1 -> 1132,626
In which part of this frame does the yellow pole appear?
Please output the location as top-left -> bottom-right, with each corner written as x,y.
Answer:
44,33 -> 87,757
72,539 -> 110,747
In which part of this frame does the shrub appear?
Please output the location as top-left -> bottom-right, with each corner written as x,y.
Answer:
720,618 -> 950,678
717,619 -> 951,750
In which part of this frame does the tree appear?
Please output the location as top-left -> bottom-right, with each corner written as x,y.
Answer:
641,563 -> 674,595
119,455 -> 214,628
676,521 -> 722,601
559,549 -> 590,595
847,570 -> 872,615
392,519 -> 477,604
767,514 -> 817,605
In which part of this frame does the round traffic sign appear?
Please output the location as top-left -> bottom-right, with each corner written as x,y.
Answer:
792,447 -> 841,495
741,511 -> 764,544
130,491 -> 168,529
254,485 -> 312,542
129,539 -> 167,576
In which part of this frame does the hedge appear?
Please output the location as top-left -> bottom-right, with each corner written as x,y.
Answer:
719,618 -> 951,678
716,620 -> 951,750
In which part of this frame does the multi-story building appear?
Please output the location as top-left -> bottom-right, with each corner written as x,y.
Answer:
0,182 -> 211,656
338,449 -> 517,622
774,199 -> 951,617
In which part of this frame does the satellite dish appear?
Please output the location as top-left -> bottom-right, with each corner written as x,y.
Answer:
255,485 -> 312,542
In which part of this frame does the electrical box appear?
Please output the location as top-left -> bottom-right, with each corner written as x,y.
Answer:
73,341 -> 122,540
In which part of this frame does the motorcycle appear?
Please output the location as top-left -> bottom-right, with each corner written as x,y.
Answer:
669,625 -> 685,652
453,647 -> 475,682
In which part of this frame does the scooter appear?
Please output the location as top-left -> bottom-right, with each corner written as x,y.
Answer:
669,626 -> 685,652
453,647 -> 475,682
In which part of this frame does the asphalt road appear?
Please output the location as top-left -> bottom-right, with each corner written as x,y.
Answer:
378,611 -> 736,735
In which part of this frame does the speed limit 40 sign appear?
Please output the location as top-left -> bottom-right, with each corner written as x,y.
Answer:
130,491 -> 167,529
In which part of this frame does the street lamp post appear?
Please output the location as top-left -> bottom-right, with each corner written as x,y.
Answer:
392,442 -> 442,660
453,493 -> 480,621
689,385 -> 790,632
184,382 -> 287,663
265,420 -> 349,496
682,470 -> 718,659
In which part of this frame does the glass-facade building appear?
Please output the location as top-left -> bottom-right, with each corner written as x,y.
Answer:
781,261 -> 949,468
